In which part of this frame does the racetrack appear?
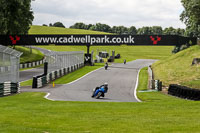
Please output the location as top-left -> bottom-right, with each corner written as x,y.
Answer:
46,59 -> 157,102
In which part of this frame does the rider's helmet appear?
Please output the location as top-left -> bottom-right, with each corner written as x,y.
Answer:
104,82 -> 108,87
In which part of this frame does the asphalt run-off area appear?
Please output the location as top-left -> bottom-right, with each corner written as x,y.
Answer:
21,59 -> 156,102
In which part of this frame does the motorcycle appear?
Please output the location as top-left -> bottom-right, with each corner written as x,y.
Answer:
91,86 -> 108,99
105,63 -> 108,70
105,65 -> 108,70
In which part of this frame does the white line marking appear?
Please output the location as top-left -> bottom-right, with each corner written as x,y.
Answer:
44,93 -> 55,101
66,67 -> 103,85
134,68 -> 142,102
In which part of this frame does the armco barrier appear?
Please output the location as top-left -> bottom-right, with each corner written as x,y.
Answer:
151,79 -> 162,91
0,82 -> 20,97
168,84 -> 200,100
20,57 -> 45,69
33,63 -> 84,88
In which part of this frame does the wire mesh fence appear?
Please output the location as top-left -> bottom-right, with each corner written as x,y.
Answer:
0,45 -> 22,83
45,50 -> 84,73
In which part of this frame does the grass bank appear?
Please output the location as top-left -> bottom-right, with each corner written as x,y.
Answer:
38,45 -> 173,63
29,25 -> 109,35
152,45 -> 200,88
15,46 -> 44,64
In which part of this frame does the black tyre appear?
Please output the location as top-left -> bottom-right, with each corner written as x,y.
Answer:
95,92 -> 102,99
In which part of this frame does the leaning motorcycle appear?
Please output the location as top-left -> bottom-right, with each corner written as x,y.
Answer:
91,86 -> 108,99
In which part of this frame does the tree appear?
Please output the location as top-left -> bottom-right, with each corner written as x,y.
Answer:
0,0 -> 34,34
111,26 -> 128,34
176,28 -> 185,36
163,27 -> 177,35
151,26 -> 163,35
128,26 -> 137,35
180,0 -> 200,37
85,24 -> 93,30
95,23 -> 111,32
88,23 -> 111,32
137,26 -> 152,35
69,22 -> 86,29
53,22 -> 65,28
49,23 -> 53,27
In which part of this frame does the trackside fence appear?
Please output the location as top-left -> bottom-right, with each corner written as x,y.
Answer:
32,50 -> 84,88
0,45 -> 21,97
32,63 -> 84,88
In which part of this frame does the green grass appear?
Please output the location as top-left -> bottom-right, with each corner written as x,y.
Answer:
182,79 -> 200,89
20,79 -> 33,87
38,45 -> 173,63
15,46 -> 44,64
152,45 -> 200,88
1,67 -> 200,132
137,67 -> 149,92
29,25 -> 110,34
54,63 -> 104,84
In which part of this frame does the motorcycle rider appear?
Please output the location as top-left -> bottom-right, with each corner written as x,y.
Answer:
100,82 -> 108,93
92,82 -> 108,98
105,62 -> 108,70
124,59 -> 126,64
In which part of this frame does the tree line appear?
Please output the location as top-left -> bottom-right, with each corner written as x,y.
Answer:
69,22 -> 186,36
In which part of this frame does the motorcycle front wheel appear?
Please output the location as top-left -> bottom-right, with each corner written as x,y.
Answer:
95,92 -> 102,99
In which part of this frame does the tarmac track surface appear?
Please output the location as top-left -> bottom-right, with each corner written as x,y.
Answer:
46,59 -> 157,102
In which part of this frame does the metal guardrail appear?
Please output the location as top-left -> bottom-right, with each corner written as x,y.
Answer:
19,57 -> 46,69
33,63 -> 84,88
148,66 -> 162,91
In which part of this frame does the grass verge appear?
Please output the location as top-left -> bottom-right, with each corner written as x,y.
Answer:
20,79 -> 33,87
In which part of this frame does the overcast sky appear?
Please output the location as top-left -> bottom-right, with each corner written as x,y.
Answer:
31,0 -> 186,29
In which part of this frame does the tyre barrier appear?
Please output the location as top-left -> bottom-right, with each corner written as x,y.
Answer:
0,82 -> 20,97
32,63 -> 84,88
168,84 -> 200,100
